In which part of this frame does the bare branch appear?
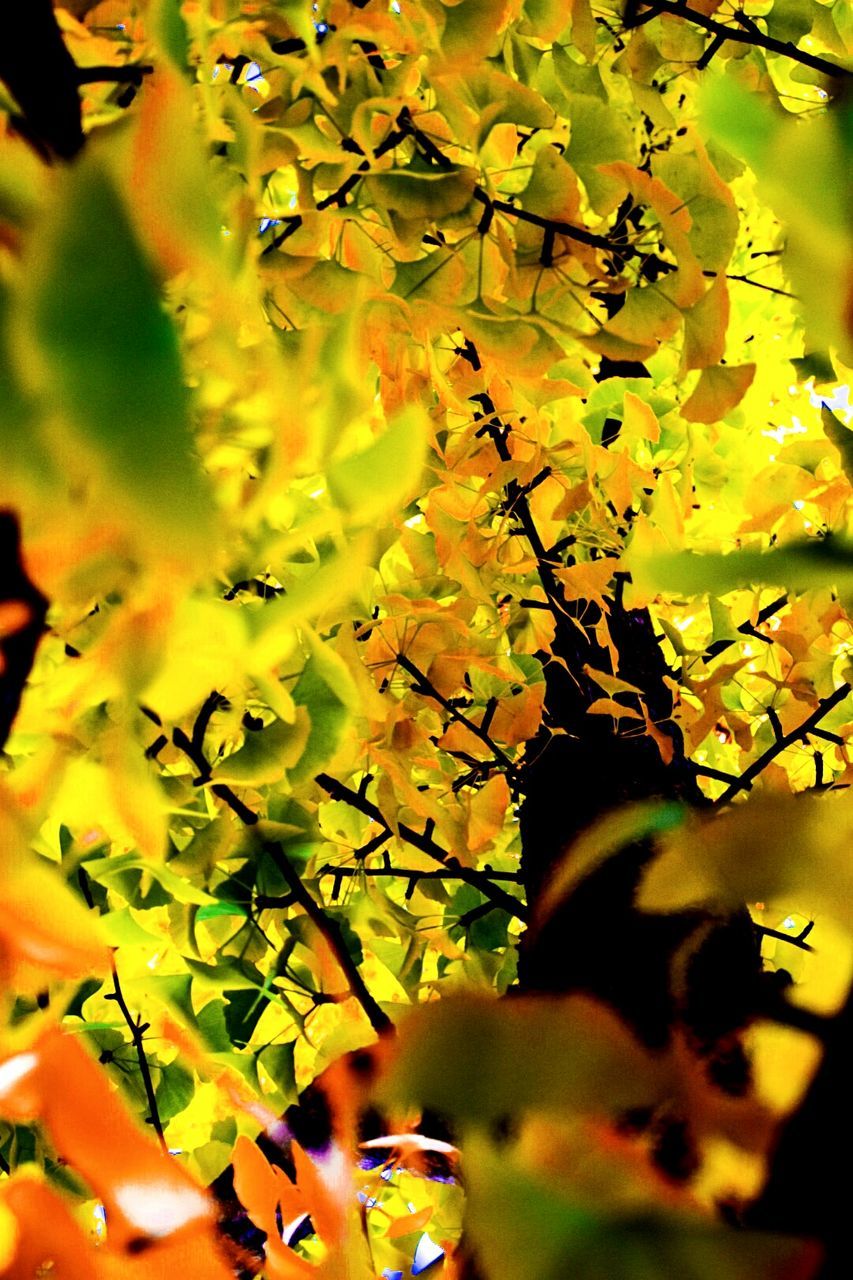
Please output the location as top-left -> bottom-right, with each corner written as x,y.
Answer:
716,684 -> 851,804
165,698 -> 392,1035
395,651 -> 517,777
315,772 -> 528,922
105,962 -> 168,1153
624,0 -> 851,80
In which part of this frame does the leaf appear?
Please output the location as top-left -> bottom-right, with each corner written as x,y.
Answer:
464,67 -> 554,148
0,1029 -> 216,1248
327,405 -> 429,524
154,1061 -> 195,1122
0,788 -> 109,983
83,851 -> 220,907
365,157 -> 477,221
464,1136 -> 816,1280
248,535 -> 374,671
587,697 -> 644,720
23,157 -> 213,556
626,538 -> 853,600
466,773 -> 511,853
215,710 -> 311,786
380,994 -> 671,1123
288,653 -> 351,784
640,792 -> 853,931
821,404 -> 853,485
387,1204 -> 434,1238
682,364 -> 755,423
459,310 -> 565,378
682,275 -> 729,372
565,96 -> 634,215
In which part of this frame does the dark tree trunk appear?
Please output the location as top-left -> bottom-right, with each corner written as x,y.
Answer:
745,986 -> 853,1277
517,589 -> 717,1047
0,511 -> 48,752
0,2 -> 85,160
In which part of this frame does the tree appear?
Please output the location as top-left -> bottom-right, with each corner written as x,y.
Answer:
0,0 -> 850,1276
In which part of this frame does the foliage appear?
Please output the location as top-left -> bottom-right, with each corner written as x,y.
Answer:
0,1 -> 850,1277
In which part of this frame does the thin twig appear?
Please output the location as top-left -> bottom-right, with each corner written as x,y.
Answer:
166,699 -> 391,1034
75,63 -> 154,85
316,859 -> 523,903
106,962 -> 168,1153
700,593 -> 788,664
755,921 -> 815,953
262,843 -> 392,1035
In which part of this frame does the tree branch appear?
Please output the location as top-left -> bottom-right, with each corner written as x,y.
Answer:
316,858 -> 523,903
166,698 -> 391,1035
262,843 -> 392,1035
395,652 -> 517,777
755,921 -> 815,954
472,393 -> 570,626
315,772 -> 528,921
623,0 -> 851,80
716,684 -> 851,804
105,962 -> 168,1153
75,64 -> 154,85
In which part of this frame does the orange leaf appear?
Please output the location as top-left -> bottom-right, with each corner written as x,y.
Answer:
387,1203 -> 434,1238
0,1029 -> 215,1250
232,1134 -> 284,1239
1,1175 -> 100,1279
0,788 -> 109,984
466,774 -> 511,853
292,1140 -> 347,1247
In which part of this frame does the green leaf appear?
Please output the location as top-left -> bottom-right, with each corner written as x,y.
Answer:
257,1041 -> 297,1101
626,538 -> 853,600
82,851 -> 219,907
155,1061 -> 195,1122
25,158 -> 213,552
381,994 -> 669,1123
765,0 -> 819,45
215,711 -> 311,786
100,908 -> 163,948
565,96 -> 633,215
365,156 -> 476,221
195,900 -> 250,923
327,404 -> 429,524
465,67 -> 554,148
289,653 -> 351,783
465,1137 -> 814,1280
821,404 -> 853,485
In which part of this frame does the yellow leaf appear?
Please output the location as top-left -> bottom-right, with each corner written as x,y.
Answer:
682,275 -> 729,372
587,697 -> 643,719
583,665 -> 643,698
0,787 -> 109,983
682,363 -> 755,424
327,405 -> 429,525
622,391 -> 660,444
466,774 -> 511,853
556,560 -> 615,607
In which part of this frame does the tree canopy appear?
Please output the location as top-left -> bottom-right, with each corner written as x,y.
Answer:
0,1 -> 851,1277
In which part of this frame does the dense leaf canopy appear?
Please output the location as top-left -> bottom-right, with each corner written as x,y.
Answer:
0,1 -> 851,1277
